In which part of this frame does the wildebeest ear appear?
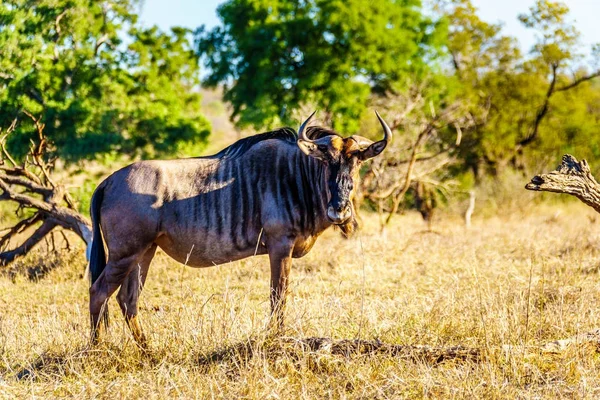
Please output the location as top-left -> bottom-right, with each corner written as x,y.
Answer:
357,140 -> 387,161
297,139 -> 328,161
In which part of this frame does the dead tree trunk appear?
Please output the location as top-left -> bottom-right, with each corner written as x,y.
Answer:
525,154 -> 600,214
414,181 -> 436,230
464,190 -> 476,228
0,115 -> 92,266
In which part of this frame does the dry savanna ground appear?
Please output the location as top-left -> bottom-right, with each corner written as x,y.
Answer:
2,202 -> 600,398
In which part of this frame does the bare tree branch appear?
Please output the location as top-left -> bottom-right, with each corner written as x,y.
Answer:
94,3 -> 111,56
0,179 -> 89,237
94,33 -> 109,55
519,66 -> 600,149
0,219 -> 58,266
0,166 -> 43,186
22,110 -> 55,188
0,173 -> 54,197
555,69 -> 600,93
526,154 -> 600,214
0,117 -> 92,266
52,10 -> 68,61
0,214 -> 42,250
383,124 -> 432,225
518,62 -> 558,148
0,118 -> 18,167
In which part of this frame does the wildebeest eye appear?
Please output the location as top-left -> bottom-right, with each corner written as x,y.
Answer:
317,145 -> 328,152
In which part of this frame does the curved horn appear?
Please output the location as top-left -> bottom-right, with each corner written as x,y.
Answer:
298,111 -> 317,142
375,110 -> 392,145
356,111 -> 393,160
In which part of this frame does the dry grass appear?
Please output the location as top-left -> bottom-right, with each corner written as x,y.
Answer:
2,203 -> 600,398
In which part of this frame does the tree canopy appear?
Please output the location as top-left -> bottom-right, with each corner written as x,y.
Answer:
443,0 -> 600,176
0,0 -> 210,161
197,0 -> 445,132
198,0 -> 600,178
1,0 -> 599,180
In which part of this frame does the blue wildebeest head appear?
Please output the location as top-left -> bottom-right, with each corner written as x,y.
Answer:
297,111 -> 392,225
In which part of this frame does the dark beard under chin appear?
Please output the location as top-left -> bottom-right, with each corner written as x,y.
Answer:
336,214 -> 359,238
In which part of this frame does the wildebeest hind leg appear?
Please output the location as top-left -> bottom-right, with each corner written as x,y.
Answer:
116,244 -> 157,348
90,250 -> 146,344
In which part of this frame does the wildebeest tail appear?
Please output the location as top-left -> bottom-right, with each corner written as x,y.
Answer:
89,183 -> 106,285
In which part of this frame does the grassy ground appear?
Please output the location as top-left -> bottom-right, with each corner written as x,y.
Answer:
1,203 -> 600,398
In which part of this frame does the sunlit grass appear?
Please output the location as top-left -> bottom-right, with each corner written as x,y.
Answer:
2,204 -> 600,398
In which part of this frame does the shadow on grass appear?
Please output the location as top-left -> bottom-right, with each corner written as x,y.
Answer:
1,249 -> 83,282
13,343 -> 149,382
12,336 -> 480,381
15,347 -> 93,381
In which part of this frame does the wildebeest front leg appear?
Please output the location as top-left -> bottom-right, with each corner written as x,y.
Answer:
116,244 -> 157,349
268,240 -> 294,332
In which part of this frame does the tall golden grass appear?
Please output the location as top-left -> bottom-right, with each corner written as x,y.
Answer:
1,203 -> 600,398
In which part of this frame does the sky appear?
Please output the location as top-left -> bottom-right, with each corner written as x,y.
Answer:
139,0 -> 600,53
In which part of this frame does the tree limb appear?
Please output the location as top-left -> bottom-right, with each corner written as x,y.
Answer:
382,105 -> 461,226
199,328 -> 600,368
518,62 -> 558,148
0,179 -> 90,239
554,69 -> 600,93
94,34 -> 109,55
525,154 -> 600,214
0,173 -> 54,197
0,214 -> 42,250
383,124 -> 432,226
0,219 -> 58,266
0,166 -> 43,186
519,67 -> 600,149
198,337 -> 481,366
22,110 -> 55,189
0,118 -> 19,167
0,117 -> 92,266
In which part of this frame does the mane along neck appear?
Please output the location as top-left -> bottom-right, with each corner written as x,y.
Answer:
202,126 -> 338,161
204,126 -> 358,238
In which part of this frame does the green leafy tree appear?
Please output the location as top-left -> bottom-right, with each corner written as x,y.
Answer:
197,0 -> 445,132
516,0 -> 600,150
440,0 -> 600,177
0,0 -> 210,161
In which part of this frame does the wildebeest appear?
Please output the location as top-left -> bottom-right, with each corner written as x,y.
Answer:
88,111 -> 392,346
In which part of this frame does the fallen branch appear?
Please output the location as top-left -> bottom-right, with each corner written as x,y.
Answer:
540,329 -> 600,353
525,154 -> 600,214
197,336 -> 482,366
0,219 -> 58,265
0,115 -> 91,266
0,214 -> 41,250
198,328 -> 600,368
286,337 -> 481,363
